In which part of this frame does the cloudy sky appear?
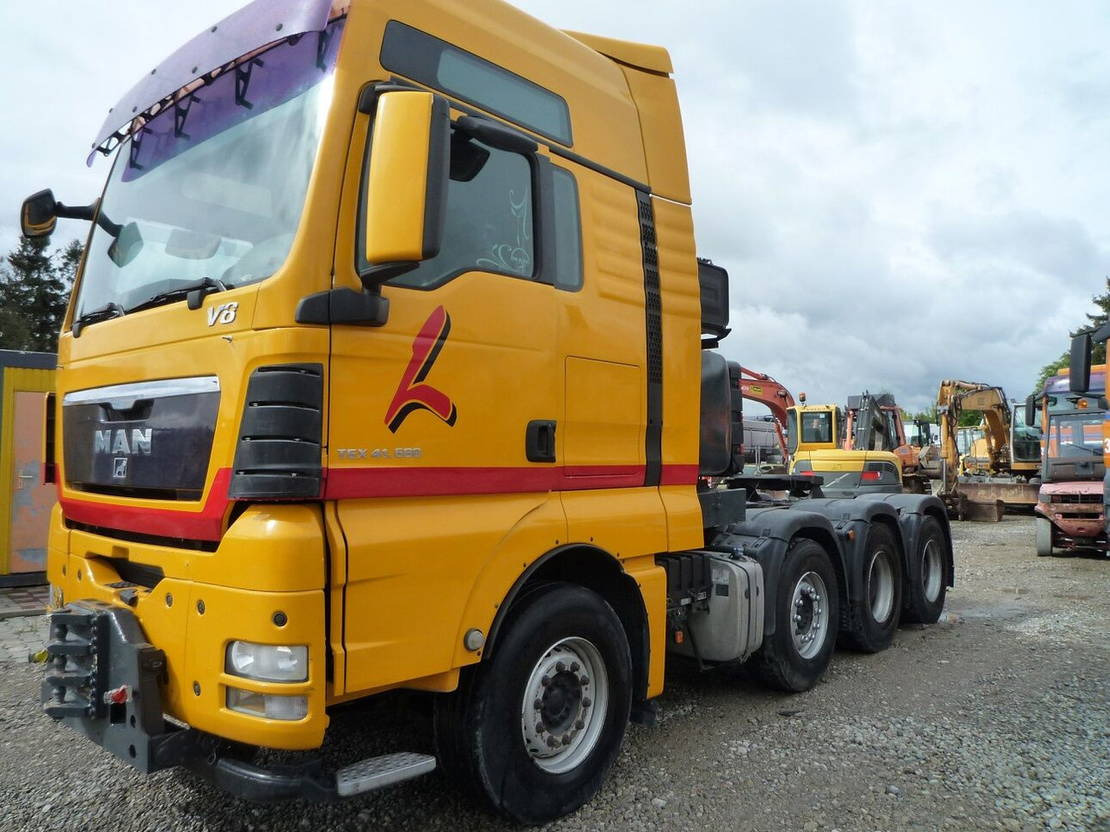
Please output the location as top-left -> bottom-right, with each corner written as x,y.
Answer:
3,1 -> 1108,413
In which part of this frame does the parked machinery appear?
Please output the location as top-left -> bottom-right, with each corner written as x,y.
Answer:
1028,366 -> 1107,556
786,399 -> 906,498
936,380 -> 1040,520
735,365 -> 795,469
842,392 -> 931,493
1066,327 -> 1110,557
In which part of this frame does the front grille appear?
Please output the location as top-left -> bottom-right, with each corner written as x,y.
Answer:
1050,493 -> 1102,504
62,376 -> 220,500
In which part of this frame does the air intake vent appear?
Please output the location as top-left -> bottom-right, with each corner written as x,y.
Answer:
229,364 -> 323,499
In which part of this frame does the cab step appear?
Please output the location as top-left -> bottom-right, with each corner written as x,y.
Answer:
336,752 -> 436,797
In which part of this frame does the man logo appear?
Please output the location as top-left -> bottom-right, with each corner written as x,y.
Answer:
385,306 -> 458,433
93,428 -> 152,456
113,458 -> 128,479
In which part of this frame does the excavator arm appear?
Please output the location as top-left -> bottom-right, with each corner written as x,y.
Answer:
937,379 -> 1016,517
737,366 -> 795,460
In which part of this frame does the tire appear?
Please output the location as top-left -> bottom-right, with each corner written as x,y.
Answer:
752,538 -> 840,692
433,582 -> 632,824
902,516 -> 949,624
1035,517 -> 1054,557
842,524 -> 903,652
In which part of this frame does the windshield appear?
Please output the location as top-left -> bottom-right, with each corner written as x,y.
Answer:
74,20 -> 344,319
800,412 -> 833,444
1045,413 -> 1103,460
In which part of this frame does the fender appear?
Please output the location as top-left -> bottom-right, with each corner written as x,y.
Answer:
709,506 -> 844,637
788,497 -> 906,633
482,543 -> 655,709
856,493 -> 955,588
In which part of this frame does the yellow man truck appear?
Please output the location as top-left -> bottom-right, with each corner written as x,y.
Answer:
24,0 -> 954,822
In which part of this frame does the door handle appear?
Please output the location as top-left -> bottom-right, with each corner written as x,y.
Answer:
526,420 -> 557,463
15,473 -> 34,490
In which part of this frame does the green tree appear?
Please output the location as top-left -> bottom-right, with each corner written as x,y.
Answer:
0,235 -> 80,352
1033,277 -> 1110,394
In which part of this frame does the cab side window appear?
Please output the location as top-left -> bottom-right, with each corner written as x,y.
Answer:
551,167 -> 582,291
388,139 -> 534,289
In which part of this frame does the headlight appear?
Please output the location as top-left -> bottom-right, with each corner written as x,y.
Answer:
226,641 -> 308,682
227,688 -> 308,721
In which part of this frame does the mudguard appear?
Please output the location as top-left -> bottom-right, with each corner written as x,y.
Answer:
854,492 -> 955,589
709,506 -> 844,637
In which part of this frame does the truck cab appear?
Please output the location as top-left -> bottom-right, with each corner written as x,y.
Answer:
1032,367 -> 1107,555
26,0 -> 954,822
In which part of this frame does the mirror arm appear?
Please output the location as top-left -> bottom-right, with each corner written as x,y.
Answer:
358,261 -> 418,291
454,115 -> 537,154
55,200 -> 122,238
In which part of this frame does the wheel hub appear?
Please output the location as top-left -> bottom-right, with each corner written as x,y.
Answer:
521,638 -> 608,773
790,571 -> 829,660
868,548 -> 894,624
922,538 -> 942,602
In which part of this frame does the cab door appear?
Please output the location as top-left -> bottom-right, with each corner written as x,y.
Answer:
327,100 -> 565,694
550,159 -> 668,559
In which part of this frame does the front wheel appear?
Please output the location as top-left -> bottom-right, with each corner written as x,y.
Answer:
842,524 -> 903,652
434,583 -> 632,824
902,516 -> 948,624
1035,517 -> 1054,557
752,538 -> 840,692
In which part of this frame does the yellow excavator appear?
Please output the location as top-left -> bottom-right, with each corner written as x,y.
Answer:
937,380 -> 1040,520
786,395 -> 905,497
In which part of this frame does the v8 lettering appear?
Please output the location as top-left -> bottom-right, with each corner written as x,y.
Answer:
207,302 -> 239,327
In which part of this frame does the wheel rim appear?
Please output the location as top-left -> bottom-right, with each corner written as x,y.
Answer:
790,571 -> 829,660
867,548 -> 895,624
921,538 -> 943,603
520,637 -> 609,774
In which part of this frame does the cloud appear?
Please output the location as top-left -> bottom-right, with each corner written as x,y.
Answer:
2,0 -> 1107,418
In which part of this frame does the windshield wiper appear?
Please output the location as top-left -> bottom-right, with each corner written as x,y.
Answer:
72,302 -> 125,338
126,277 -> 230,315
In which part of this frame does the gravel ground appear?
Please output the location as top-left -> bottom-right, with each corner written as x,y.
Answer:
1,515 -> 1107,832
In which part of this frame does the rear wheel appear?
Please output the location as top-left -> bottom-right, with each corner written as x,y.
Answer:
752,538 -> 840,692
1035,517 -> 1054,557
434,583 -> 632,824
842,524 -> 903,652
902,516 -> 948,624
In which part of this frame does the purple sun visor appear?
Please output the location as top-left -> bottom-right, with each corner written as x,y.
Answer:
87,0 -> 334,165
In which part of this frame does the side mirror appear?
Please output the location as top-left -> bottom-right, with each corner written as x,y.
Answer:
359,90 -> 450,287
107,222 -> 144,268
1070,333 -> 1092,393
1025,395 -> 1036,429
21,189 -> 58,238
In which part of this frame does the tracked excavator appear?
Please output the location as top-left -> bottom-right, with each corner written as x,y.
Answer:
784,396 -> 906,497
734,366 -> 794,470
937,380 -> 1040,520
842,393 -> 931,493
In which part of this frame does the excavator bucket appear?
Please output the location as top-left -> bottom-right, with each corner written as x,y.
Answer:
959,479 -> 1039,510
941,491 -> 1005,522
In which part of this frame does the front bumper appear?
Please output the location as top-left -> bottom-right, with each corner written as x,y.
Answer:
41,602 -> 434,802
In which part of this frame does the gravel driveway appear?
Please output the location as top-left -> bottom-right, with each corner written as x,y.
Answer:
1,516 -> 1107,832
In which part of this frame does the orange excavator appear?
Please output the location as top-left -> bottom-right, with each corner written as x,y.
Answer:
735,365 -> 794,461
